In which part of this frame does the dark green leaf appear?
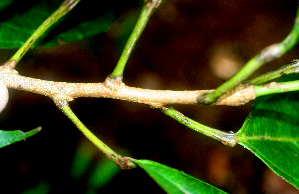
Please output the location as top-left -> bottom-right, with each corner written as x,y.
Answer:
71,140 -> 98,179
0,0 -> 116,48
236,90 -> 299,189
87,157 -> 120,190
42,13 -> 114,47
0,1 -> 58,48
0,127 -> 41,148
20,181 -> 50,194
135,160 -> 227,194
0,1 -> 13,11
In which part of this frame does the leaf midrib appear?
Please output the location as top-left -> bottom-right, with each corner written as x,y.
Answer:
236,135 -> 299,142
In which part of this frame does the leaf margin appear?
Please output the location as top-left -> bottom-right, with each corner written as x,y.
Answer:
135,159 -> 227,194
0,126 -> 41,148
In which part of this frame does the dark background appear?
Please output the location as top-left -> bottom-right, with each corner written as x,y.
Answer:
0,0 -> 299,193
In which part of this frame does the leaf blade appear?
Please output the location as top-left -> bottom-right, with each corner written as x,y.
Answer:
0,127 -> 41,148
236,90 -> 299,189
0,0 -> 116,48
135,160 -> 227,194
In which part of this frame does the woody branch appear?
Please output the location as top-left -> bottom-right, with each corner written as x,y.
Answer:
0,66 -> 256,107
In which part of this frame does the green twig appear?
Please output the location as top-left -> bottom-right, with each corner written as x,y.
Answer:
244,59 -> 299,85
109,0 -> 161,78
254,80 -> 299,97
55,99 -> 136,169
159,106 -> 236,146
5,0 -> 80,68
197,3 -> 299,105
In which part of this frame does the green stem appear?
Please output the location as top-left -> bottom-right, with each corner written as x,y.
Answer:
198,3 -> 299,105
160,106 -> 236,146
254,80 -> 299,97
243,59 -> 299,85
109,1 -> 160,78
57,101 -> 136,169
7,0 -> 80,67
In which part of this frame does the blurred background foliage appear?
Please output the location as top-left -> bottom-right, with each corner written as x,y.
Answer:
0,0 -> 299,193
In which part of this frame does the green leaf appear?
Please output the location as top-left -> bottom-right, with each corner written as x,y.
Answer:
0,0 -> 116,48
20,181 -> 50,194
71,140 -> 97,179
0,127 -> 41,148
0,1 -> 58,48
135,160 -> 227,194
42,13 -> 114,47
87,157 -> 121,190
236,90 -> 299,189
0,0 -> 13,11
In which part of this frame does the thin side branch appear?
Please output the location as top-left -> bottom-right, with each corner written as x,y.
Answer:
198,2 -> 299,105
56,100 -> 136,169
160,106 -> 237,146
254,80 -> 299,97
109,0 -> 161,78
8,0 -> 80,66
244,59 -> 299,85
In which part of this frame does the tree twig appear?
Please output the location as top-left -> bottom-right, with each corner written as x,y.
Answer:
109,0 -> 162,78
0,69 -> 256,107
5,0 -> 80,67
254,80 -> 299,97
56,99 -> 136,169
197,3 -> 299,105
244,59 -> 299,85
159,106 -> 237,146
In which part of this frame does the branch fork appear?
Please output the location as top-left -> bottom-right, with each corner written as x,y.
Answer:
2,0 -> 299,169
